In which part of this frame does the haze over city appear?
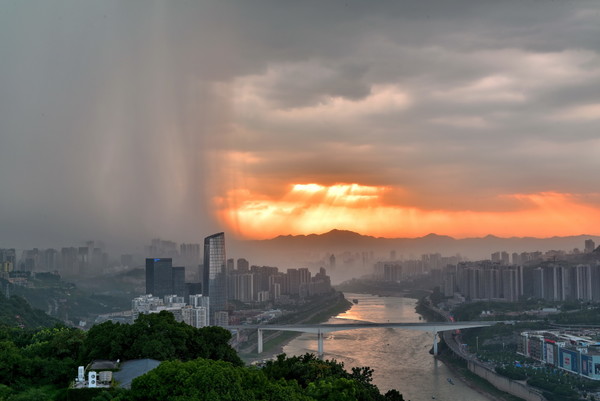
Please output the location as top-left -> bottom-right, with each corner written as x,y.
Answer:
2,1 -> 600,250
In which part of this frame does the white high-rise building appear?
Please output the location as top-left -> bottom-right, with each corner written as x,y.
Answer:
182,306 -> 208,328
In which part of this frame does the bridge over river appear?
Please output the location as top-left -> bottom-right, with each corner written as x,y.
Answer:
230,321 -> 499,357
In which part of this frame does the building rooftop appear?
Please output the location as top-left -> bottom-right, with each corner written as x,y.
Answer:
89,360 -> 118,370
113,359 -> 160,389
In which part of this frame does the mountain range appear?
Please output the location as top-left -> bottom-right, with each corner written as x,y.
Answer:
231,229 -> 600,269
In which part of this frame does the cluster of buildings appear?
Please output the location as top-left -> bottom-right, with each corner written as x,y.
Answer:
141,233 -> 227,326
1,249 -> 62,290
228,262 -> 332,304
528,264 -> 600,301
374,240 -> 600,303
375,253 -> 463,282
138,232 -> 333,328
1,242 -> 109,276
132,293 -> 213,327
437,260 -> 600,303
492,240 -> 596,266
1,248 -> 17,273
518,330 -> 600,380
439,261 -> 525,302
0,237 -> 205,279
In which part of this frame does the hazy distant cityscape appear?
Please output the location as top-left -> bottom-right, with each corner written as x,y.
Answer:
3,234 -> 600,325
4,231 -> 600,400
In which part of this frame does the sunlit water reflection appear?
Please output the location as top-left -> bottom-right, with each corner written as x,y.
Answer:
283,293 -> 490,401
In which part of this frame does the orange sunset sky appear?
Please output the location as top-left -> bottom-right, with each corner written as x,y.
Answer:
218,185 -> 600,240
2,2 -> 600,247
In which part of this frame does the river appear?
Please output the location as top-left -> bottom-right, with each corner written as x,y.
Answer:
282,293 -> 490,401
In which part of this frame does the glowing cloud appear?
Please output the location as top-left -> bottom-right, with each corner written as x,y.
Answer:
218,186 -> 600,240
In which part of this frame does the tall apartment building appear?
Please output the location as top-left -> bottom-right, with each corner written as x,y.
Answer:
452,262 -> 523,301
203,232 -> 227,325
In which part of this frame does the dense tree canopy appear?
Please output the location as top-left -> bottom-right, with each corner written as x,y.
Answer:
125,355 -> 404,401
0,311 -> 405,401
0,311 -> 244,399
82,311 -> 242,365
128,359 -> 311,401
262,354 -> 403,401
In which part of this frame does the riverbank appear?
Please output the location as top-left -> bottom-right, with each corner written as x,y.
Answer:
238,291 -> 352,364
436,349 -> 524,401
416,298 -> 527,401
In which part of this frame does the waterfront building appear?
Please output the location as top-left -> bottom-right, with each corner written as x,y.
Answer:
451,261 -> 523,302
286,268 -> 300,295
592,265 -> 600,301
532,268 -> 544,299
383,263 -> 402,282
576,264 -> 593,301
518,330 -> 600,380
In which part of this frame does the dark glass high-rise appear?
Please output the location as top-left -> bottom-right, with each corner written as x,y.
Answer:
146,258 -> 173,297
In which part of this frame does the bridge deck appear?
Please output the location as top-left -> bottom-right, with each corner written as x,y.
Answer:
230,321 -> 498,333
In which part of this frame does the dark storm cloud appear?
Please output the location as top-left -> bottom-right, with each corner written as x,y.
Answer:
1,0 -> 600,247
226,0 -> 600,209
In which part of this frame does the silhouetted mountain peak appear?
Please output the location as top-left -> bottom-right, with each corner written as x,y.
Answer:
420,233 -> 454,240
321,229 -> 369,239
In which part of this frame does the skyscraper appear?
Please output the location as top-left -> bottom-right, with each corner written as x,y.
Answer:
172,266 -> 186,298
203,232 -> 227,325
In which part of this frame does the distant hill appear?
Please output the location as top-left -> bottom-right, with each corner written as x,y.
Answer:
230,229 -> 600,272
0,291 -> 61,328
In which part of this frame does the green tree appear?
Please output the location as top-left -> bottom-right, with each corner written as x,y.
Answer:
129,359 -> 309,401
83,321 -> 128,361
305,377 -> 359,401
0,384 -> 14,400
262,353 -> 394,401
82,311 -> 242,365
0,341 -> 24,386
384,389 -> 405,401
8,388 -> 49,401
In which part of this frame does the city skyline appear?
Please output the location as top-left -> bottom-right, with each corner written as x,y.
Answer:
2,1 -> 600,249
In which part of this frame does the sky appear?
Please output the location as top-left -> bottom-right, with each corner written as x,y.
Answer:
1,0 -> 600,248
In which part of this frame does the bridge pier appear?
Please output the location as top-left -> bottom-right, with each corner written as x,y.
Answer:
317,330 -> 324,358
257,329 -> 263,354
433,331 -> 438,356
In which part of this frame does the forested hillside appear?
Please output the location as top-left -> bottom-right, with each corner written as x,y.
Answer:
0,292 -> 61,328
